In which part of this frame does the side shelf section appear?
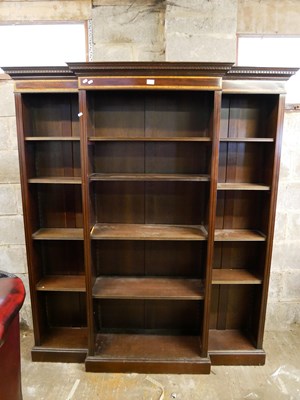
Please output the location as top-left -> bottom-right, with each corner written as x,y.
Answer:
13,77 -> 88,363
208,71 -> 289,365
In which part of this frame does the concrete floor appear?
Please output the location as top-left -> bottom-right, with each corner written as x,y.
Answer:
21,327 -> 300,400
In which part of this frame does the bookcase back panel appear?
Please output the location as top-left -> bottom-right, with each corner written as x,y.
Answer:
210,285 -> 260,331
96,299 -> 201,334
35,241 -> 85,275
218,142 -> 273,185
43,292 -> 87,327
27,142 -> 81,178
145,91 -> 213,138
215,191 -> 269,232
220,94 -> 279,139
88,91 -> 213,138
90,91 -> 144,138
213,242 -> 265,274
33,185 -> 83,228
23,93 -> 79,137
93,182 -> 207,225
93,241 -> 205,278
92,142 -> 210,174
145,143 -> 210,174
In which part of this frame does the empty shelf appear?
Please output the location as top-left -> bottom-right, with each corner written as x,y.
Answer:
212,269 -> 262,284
214,229 -> 266,241
32,228 -> 84,240
91,223 -> 207,241
93,277 -> 204,300
36,275 -> 86,292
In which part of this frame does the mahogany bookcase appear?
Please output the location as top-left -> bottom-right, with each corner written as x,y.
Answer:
3,62 -> 296,373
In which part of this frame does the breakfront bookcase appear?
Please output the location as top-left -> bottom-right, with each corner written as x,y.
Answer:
4,62 -> 296,374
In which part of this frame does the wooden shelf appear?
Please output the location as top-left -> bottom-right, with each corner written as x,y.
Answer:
208,329 -> 265,366
212,269 -> 262,285
217,183 -> 270,191
220,137 -> 274,143
39,328 -> 87,349
89,136 -> 211,142
90,173 -> 210,182
86,333 -> 210,373
91,223 -> 207,241
214,229 -> 266,241
28,177 -> 82,184
32,228 -> 84,240
92,277 -> 204,300
32,328 -> 88,363
209,329 -> 255,351
36,275 -> 86,292
25,136 -> 80,141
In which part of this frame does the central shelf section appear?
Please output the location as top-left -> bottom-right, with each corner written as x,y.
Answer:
91,223 -> 207,241
92,277 -> 204,300
89,137 -> 212,142
90,173 -> 210,182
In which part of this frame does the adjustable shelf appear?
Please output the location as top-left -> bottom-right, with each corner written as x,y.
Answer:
91,223 -> 208,241
92,277 -> 204,300
36,275 -> 86,292
89,137 -> 212,142
214,229 -> 266,241
90,173 -> 210,182
25,137 -> 80,141
220,138 -> 274,143
28,177 -> 82,184
32,228 -> 84,240
212,269 -> 262,285
217,183 -> 270,191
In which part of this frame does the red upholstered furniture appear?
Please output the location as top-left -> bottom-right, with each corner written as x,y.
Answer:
0,272 -> 25,400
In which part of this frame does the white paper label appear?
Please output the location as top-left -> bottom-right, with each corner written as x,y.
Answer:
82,79 -> 88,84
146,79 -> 155,85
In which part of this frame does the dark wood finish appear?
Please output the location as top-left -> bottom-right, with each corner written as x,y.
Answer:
89,137 -> 212,142
32,327 -> 88,363
36,275 -> 86,292
208,329 -> 265,365
86,334 -> 210,374
7,63 -> 296,372
28,177 -> 82,184
32,228 -> 83,240
90,173 -> 210,182
91,223 -> 207,241
68,61 -> 233,77
217,183 -> 270,190
79,76 -> 221,90
214,229 -> 266,241
212,269 -> 262,284
92,277 -> 204,300
26,137 -> 80,141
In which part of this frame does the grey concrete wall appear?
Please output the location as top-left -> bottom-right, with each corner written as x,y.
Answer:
92,1 -> 165,61
165,0 -> 237,62
0,0 -> 299,331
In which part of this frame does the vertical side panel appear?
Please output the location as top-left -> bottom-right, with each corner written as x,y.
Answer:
79,89 -> 95,355
202,90 -> 221,356
257,94 -> 285,347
